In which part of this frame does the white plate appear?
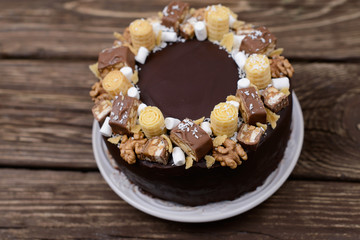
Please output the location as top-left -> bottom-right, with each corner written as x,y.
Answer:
92,93 -> 304,223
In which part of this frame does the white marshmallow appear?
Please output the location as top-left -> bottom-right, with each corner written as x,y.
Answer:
152,22 -> 161,35
100,117 -> 112,137
272,77 -> 290,90
233,35 -> 245,50
137,103 -> 147,115
226,100 -> 240,109
165,117 -> 181,130
194,21 -> 207,41
237,78 -> 250,89
229,14 -> 236,28
135,46 -> 149,64
233,51 -> 247,69
172,147 -> 186,166
161,31 -> 177,42
127,87 -> 140,99
200,122 -> 212,136
120,66 -> 133,81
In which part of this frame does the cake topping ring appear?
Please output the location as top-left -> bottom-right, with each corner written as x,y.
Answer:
89,1 -> 294,169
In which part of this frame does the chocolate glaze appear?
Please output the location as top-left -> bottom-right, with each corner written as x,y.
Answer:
103,40 -> 293,206
138,40 -> 239,120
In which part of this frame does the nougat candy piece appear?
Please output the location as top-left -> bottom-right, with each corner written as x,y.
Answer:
240,26 -> 277,55
109,94 -> 140,135
170,119 -> 213,161
236,86 -> 267,125
98,46 -> 135,78
140,136 -> 170,165
179,22 -> 194,39
162,1 -> 189,32
92,99 -> 112,123
262,86 -> 289,113
237,124 -> 263,151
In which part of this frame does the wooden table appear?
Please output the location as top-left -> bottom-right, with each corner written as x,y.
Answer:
1,0 -> 359,239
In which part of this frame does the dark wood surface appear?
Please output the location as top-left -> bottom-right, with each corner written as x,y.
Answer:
0,0 -> 359,239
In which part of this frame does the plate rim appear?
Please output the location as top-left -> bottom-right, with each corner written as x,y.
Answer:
92,92 -> 304,223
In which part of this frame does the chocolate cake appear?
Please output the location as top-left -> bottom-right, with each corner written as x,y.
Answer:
89,1 -> 295,206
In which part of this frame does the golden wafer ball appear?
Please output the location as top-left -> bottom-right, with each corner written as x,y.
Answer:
206,5 -> 229,42
210,102 -> 238,137
102,70 -> 132,98
129,19 -> 155,51
244,54 -> 272,89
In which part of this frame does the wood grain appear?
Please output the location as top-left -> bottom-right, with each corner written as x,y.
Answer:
0,0 -> 359,60
0,168 -> 359,240
0,60 -> 359,181
291,63 -> 360,181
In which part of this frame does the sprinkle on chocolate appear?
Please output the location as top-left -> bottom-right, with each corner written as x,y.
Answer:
98,46 -> 135,73
239,26 -> 277,55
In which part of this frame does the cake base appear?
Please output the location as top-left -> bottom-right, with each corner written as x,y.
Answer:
93,93 -> 303,221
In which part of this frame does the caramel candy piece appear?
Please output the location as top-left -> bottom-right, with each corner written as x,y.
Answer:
98,46 -> 135,78
236,86 -> 267,125
140,136 -> 170,165
240,26 -> 277,55
170,119 -> 213,161
179,22 -> 194,39
237,124 -> 263,151
92,99 -> 112,122
262,86 -> 289,113
109,95 -> 140,135
162,1 -> 189,32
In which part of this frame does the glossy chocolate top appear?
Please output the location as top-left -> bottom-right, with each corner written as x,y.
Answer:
138,40 -> 239,120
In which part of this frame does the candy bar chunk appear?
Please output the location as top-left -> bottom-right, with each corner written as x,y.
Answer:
236,86 -> 267,125
98,46 -> 135,78
109,95 -> 140,135
170,119 -> 213,161
179,22 -> 194,39
262,86 -> 289,113
92,99 -> 112,123
240,26 -> 277,55
162,1 -> 189,32
140,136 -> 170,165
237,123 -> 263,151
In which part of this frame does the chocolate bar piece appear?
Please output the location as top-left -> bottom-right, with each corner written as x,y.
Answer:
161,1 -> 189,32
236,86 -> 267,125
98,46 -> 135,78
179,22 -> 194,39
170,119 -> 213,161
109,94 -> 140,135
262,86 -> 289,113
140,136 -> 170,165
239,26 -> 277,55
237,124 -> 263,151
92,99 -> 112,123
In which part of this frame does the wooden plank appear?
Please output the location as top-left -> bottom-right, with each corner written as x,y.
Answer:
0,168 -> 359,239
0,0 -> 359,60
1,60 -> 360,180
0,60 -> 95,169
291,63 -> 360,181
